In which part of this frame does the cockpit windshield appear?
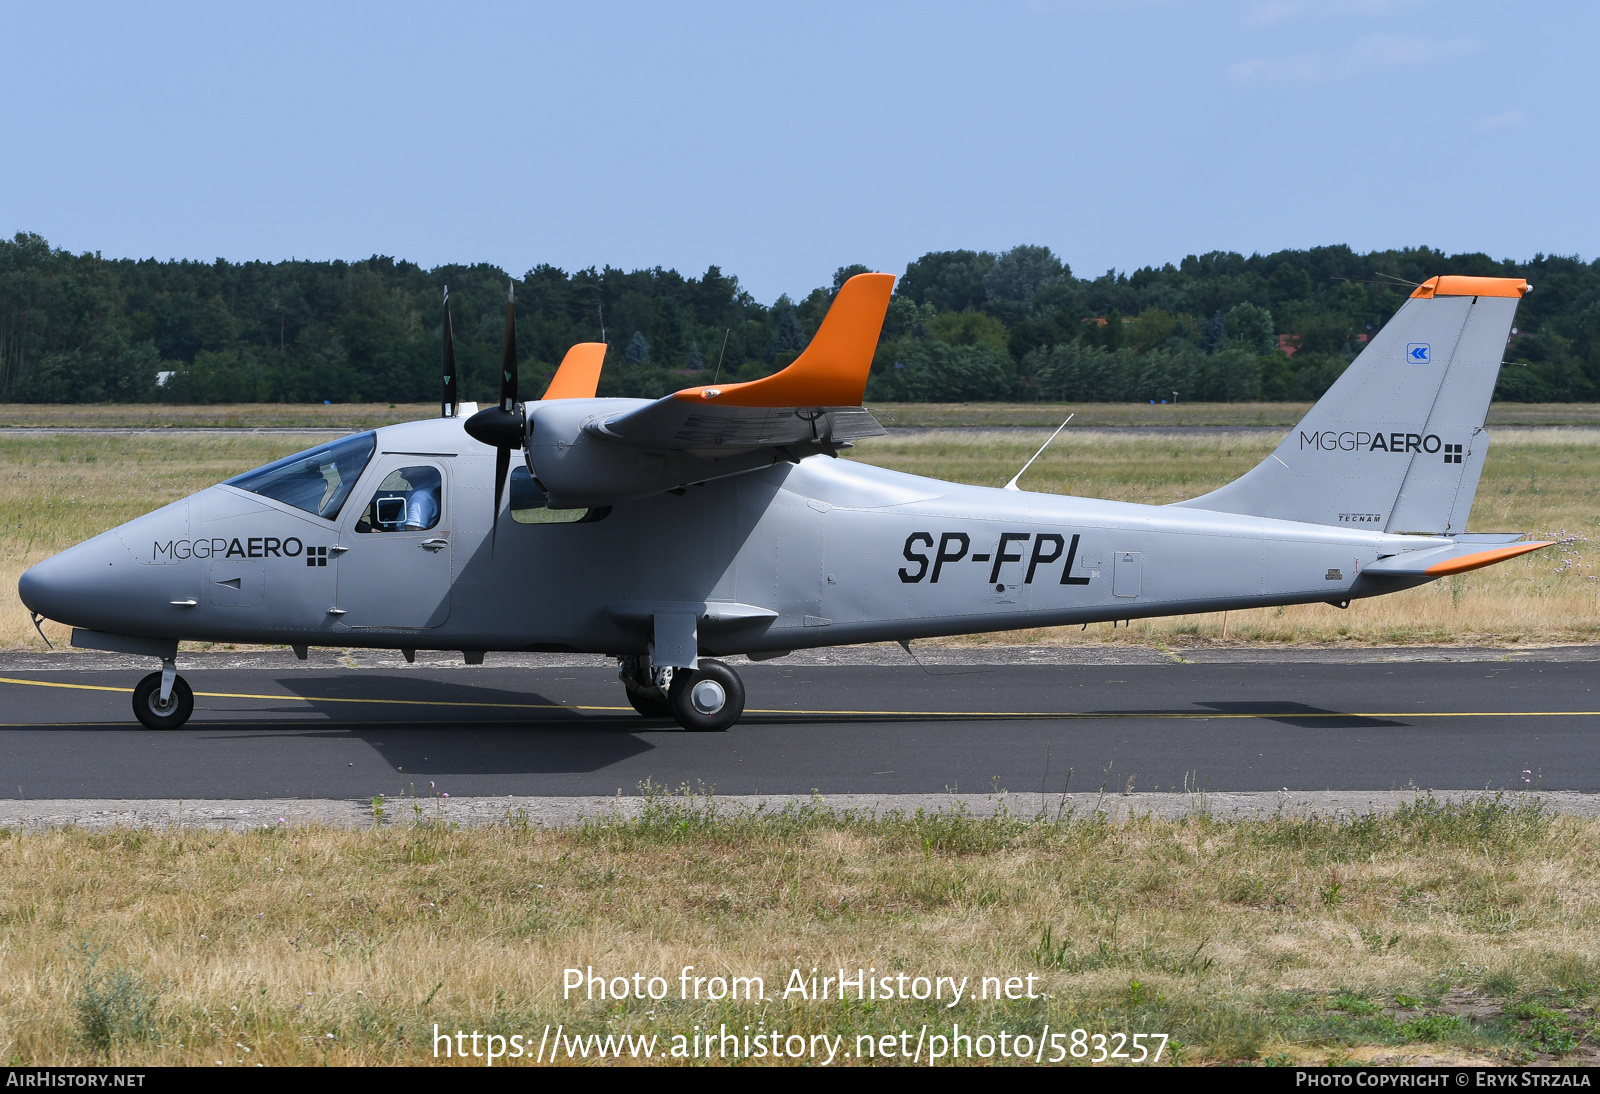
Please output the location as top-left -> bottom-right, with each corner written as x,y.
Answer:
224,431 -> 377,520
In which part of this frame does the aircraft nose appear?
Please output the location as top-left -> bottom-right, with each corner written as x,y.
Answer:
18,532 -> 139,630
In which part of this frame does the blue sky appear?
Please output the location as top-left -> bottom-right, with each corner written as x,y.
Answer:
2,1 -> 1594,302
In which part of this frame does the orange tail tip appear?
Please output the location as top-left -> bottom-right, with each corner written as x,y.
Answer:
672,272 -> 895,408
542,343 -> 607,400
1410,276 -> 1530,300
1424,540 -> 1554,576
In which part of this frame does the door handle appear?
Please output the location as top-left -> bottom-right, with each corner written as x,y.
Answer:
329,546 -> 349,556
419,538 -> 449,552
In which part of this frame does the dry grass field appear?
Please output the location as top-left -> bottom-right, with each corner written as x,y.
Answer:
0,422 -> 1595,650
0,403 -> 426,430
2,794 -> 1597,1066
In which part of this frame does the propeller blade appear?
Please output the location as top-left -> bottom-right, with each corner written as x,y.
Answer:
441,286 -> 457,418
492,445 -> 510,553
463,280 -> 527,553
499,281 -> 518,412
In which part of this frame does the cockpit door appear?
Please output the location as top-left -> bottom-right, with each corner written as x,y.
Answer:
334,457 -> 452,629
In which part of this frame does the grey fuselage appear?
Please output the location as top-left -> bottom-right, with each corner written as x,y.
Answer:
19,414 -> 1443,656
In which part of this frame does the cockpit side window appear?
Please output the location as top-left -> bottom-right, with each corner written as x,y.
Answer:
355,465 -> 444,534
225,432 -> 376,520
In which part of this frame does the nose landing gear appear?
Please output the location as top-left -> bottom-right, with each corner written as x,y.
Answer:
617,655 -> 745,731
132,659 -> 194,729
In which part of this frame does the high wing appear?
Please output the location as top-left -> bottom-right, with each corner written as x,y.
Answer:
589,272 -> 893,454
521,272 -> 895,507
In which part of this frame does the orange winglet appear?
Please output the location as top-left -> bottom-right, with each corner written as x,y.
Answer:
1410,276 -> 1530,300
672,273 -> 895,407
1424,541 -> 1554,576
541,343 -> 607,400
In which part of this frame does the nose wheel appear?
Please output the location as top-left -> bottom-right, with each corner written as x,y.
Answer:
132,669 -> 194,730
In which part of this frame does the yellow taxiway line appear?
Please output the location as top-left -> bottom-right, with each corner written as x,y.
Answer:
0,675 -> 1597,721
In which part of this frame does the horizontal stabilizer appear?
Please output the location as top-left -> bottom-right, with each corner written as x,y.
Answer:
1364,536 -> 1552,577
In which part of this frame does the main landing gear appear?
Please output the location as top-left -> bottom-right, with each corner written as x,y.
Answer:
132,658 -> 194,730
618,655 -> 745,732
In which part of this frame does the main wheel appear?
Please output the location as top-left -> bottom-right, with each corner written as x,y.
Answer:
625,685 -> 672,718
667,659 -> 745,732
132,671 -> 194,730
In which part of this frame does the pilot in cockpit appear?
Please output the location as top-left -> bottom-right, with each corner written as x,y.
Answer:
358,465 -> 442,533
401,466 -> 441,530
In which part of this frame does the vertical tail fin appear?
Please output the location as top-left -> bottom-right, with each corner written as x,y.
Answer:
1177,275 -> 1529,535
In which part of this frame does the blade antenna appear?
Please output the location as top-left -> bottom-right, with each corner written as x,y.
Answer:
711,328 -> 729,384
1004,414 -> 1072,491
441,285 -> 457,418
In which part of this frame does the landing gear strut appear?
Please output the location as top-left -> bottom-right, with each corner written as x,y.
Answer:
618,655 -> 744,731
618,656 -> 673,718
132,659 -> 194,729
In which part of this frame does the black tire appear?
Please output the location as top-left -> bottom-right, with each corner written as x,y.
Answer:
667,659 -> 744,732
132,671 -> 194,730
625,685 -> 672,718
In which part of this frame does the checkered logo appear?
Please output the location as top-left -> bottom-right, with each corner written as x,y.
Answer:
1443,444 -> 1464,465
306,545 -> 329,567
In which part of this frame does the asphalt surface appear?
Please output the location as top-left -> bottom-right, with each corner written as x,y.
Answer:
1,651 -> 1597,799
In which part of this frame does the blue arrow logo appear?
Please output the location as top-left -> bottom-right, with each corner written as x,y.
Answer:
1407,343 -> 1430,363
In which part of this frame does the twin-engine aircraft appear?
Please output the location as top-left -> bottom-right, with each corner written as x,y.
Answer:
19,272 -> 1547,731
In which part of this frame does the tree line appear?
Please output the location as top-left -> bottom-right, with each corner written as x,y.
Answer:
1,231 -> 1595,405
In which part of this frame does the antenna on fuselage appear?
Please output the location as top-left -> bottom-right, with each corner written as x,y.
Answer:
1003,414 -> 1072,492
